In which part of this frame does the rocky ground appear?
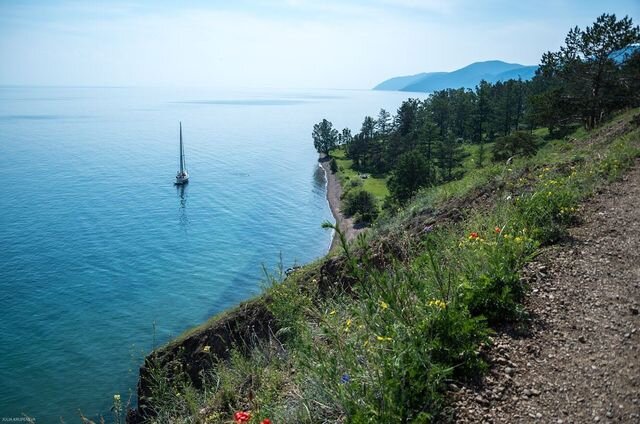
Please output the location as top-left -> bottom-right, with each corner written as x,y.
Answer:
452,163 -> 640,423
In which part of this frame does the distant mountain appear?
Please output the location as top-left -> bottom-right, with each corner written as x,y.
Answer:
373,72 -> 445,91
374,60 -> 539,93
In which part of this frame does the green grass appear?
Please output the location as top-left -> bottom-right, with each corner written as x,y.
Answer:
330,147 -> 389,203
142,109 -> 640,423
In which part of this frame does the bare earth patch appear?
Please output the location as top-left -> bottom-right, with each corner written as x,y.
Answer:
452,162 -> 640,423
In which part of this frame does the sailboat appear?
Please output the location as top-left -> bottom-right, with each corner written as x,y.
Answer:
175,122 -> 189,185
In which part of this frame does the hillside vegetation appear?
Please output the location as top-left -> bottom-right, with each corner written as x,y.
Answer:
126,14 -> 640,424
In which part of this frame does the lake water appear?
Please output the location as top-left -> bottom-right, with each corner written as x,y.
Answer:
0,86 -> 425,421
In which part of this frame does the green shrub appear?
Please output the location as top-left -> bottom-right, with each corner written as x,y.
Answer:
295,232 -> 490,423
460,225 -> 537,323
346,177 -> 362,190
492,132 -> 541,162
330,158 -> 338,173
343,190 -> 379,223
514,171 -> 579,244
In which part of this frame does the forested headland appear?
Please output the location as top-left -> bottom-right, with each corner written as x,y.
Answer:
313,13 -> 639,218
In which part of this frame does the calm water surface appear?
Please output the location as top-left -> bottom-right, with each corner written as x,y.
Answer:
0,86 -> 425,421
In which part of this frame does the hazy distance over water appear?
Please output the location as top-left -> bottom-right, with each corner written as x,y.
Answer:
0,86 -> 426,420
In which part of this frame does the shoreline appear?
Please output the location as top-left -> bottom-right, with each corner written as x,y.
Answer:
319,154 -> 359,252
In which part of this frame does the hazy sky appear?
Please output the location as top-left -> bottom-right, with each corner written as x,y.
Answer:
0,0 -> 638,88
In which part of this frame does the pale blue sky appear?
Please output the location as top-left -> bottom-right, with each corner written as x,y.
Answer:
0,0 -> 638,88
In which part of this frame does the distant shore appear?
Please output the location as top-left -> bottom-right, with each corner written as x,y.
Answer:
319,154 -> 360,252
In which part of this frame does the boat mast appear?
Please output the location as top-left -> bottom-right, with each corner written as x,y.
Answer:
179,121 -> 184,174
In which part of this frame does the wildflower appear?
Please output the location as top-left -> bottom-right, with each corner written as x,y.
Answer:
469,232 -> 479,240
113,393 -> 121,401
423,224 -> 435,233
203,345 -> 211,353
261,420 -> 272,424
428,299 -> 447,309
379,300 -> 389,310
234,411 -> 251,423
329,309 -> 336,315
344,318 -> 352,332
341,373 -> 351,384
494,227 -> 501,234
376,335 -> 393,342
514,236 -> 523,243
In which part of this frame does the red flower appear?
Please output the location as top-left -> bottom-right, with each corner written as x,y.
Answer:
234,411 -> 251,423
261,420 -> 272,424
494,227 -> 501,234
469,232 -> 479,239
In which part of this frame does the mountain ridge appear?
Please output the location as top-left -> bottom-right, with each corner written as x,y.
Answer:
374,60 -> 538,92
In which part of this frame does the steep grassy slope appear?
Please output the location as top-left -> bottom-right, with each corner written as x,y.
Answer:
127,110 -> 640,424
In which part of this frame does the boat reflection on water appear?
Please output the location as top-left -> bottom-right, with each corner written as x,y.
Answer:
176,183 -> 189,230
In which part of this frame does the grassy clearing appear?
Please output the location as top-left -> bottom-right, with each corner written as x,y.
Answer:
142,110 -> 640,423
330,147 -> 389,203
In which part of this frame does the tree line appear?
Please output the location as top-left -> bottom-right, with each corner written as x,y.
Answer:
313,14 -> 640,205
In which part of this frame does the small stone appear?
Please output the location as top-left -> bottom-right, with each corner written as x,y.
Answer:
475,395 -> 489,405
578,335 -> 586,343
606,411 -> 613,418
624,333 -> 631,339
505,367 -> 514,375
530,388 -> 541,396
536,413 -> 542,419
631,306 -> 639,315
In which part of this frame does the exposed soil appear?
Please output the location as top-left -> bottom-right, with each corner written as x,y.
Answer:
451,162 -> 640,423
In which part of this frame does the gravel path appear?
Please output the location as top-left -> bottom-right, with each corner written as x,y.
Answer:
453,162 -> 640,423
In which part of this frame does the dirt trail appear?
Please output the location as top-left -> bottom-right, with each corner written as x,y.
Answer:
453,162 -> 640,423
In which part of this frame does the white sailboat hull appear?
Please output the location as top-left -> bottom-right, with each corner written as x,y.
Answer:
175,172 -> 189,185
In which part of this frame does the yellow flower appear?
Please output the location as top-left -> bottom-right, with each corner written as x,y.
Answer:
329,309 -> 336,315
113,394 -> 121,401
203,345 -> 211,353
428,299 -> 447,309
379,300 -> 389,310
376,335 -> 392,342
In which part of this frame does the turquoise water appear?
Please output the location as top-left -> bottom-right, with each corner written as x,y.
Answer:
0,86 -> 424,421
